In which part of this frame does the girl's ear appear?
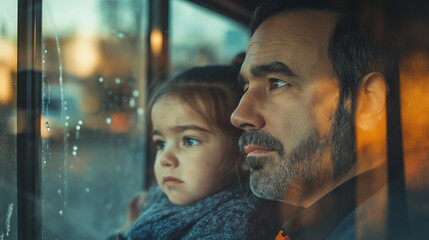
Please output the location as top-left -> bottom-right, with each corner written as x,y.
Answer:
355,72 -> 388,131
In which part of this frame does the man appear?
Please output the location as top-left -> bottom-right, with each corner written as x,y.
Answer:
231,0 -> 412,239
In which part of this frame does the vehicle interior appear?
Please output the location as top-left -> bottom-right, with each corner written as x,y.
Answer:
1,0 -> 428,239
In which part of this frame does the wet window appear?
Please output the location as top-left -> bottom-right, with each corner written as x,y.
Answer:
41,0 -> 147,238
2,0 -> 251,239
0,1 -> 18,239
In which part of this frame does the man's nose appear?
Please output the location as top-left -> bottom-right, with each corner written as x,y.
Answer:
160,149 -> 179,168
230,91 -> 265,130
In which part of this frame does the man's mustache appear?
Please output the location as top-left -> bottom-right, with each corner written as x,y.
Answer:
238,129 -> 285,156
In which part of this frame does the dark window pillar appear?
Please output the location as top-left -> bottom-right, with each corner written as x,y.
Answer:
17,0 -> 42,239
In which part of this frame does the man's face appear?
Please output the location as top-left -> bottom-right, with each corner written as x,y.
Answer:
231,10 -> 355,206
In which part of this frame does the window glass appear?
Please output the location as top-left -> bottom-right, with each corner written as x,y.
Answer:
170,0 -> 250,75
0,0 -> 17,239
41,0 -> 147,238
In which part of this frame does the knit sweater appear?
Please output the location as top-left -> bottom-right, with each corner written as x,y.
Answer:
125,184 -> 269,240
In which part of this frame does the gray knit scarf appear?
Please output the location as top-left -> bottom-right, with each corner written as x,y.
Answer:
125,184 -> 268,240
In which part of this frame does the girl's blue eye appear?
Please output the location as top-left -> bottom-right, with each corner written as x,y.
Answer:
154,140 -> 166,150
184,137 -> 200,147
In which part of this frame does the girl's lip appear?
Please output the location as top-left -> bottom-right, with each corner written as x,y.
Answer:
244,145 -> 275,155
163,176 -> 183,187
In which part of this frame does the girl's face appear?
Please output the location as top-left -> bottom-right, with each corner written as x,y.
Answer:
151,96 -> 233,205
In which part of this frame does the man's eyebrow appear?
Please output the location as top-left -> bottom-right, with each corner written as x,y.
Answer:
251,61 -> 297,78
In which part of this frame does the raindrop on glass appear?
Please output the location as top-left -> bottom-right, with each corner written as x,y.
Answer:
44,49 -> 48,54
45,121 -> 51,132
129,98 -> 136,108
118,33 -> 125,39
78,120 -> 83,125
64,106 -> 68,111
76,125 -> 81,131
58,174 -> 62,178
66,115 -> 70,120
106,117 -> 112,125
73,146 -> 78,151
115,78 -> 121,84
98,77 -> 104,83
72,151 -> 77,156
6,203 -> 13,237
65,122 -> 69,127
85,187 -> 90,193
58,189 -> 62,195
42,59 -> 46,64
59,210 -> 63,216
137,108 -> 144,116
66,133 -> 70,138
133,90 -> 139,97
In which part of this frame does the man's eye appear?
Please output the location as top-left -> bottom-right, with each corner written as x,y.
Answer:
269,78 -> 289,90
184,137 -> 200,147
154,140 -> 166,150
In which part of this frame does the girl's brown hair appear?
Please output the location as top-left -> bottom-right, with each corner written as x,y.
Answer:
147,65 -> 244,188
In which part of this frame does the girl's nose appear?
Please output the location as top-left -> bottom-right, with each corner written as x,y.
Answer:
160,149 -> 179,168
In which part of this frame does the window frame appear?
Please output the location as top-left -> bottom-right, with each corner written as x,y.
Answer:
17,0 -> 43,239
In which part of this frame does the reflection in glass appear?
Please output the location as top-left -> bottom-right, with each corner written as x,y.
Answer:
41,0 -> 147,238
170,0 -> 250,75
0,0 -> 17,239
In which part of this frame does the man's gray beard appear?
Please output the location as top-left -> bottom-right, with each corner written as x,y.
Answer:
245,100 -> 356,202
248,132 -> 330,201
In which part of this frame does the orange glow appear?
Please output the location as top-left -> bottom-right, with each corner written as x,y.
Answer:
150,29 -> 163,56
0,39 -> 17,71
399,53 -> 429,190
64,34 -> 100,78
0,66 -> 13,104
109,112 -> 130,133
0,38 -> 17,104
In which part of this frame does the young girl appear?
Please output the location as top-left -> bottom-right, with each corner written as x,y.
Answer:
123,65 -> 272,239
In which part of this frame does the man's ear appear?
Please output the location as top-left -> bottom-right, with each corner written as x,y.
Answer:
355,72 -> 388,131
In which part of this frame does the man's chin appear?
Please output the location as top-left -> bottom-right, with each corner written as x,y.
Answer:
249,168 -> 285,201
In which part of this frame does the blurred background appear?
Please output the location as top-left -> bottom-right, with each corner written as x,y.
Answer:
1,0 -> 428,239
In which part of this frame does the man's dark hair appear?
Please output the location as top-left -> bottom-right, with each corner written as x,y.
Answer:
250,0 -> 404,180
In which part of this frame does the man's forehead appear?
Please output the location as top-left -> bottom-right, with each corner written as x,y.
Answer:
241,10 -> 336,79
250,10 -> 336,47
260,9 -> 336,34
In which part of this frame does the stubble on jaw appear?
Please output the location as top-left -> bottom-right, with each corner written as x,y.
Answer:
239,99 -> 356,204
240,129 -> 331,202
